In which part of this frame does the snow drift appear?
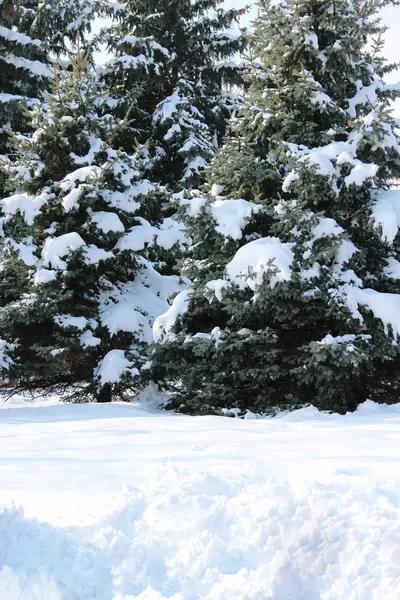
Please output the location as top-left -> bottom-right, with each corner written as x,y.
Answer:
1,399 -> 400,599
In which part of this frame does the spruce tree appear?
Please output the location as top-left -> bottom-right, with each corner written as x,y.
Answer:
0,0 -> 103,197
0,0 -> 49,196
0,57 -> 185,401
98,0 -> 247,189
150,0 -> 400,415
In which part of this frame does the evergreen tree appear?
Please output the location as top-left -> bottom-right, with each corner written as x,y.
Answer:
0,57 -> 185,401
150,0 -> 400,415
0,0 -> 49,196
0,0 -> 103,197
98,0 -> 247,189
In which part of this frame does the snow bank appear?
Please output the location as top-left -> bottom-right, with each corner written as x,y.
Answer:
1,465 -> 399,600
1,400 -> 400,599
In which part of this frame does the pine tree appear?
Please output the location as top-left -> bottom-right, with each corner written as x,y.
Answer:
0,0 -> 49,196
98,0 -> 247,189
0,0 -> 103,197
0,57 -> 185,401
150,0 -> 400,415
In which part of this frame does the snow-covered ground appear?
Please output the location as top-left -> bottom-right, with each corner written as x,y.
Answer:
1,396 -> 400,599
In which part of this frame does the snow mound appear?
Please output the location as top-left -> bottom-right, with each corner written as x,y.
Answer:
1,468 -> 399,600
0,505 -> 111,600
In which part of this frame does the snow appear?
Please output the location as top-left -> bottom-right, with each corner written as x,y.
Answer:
0,26 -> 41,47
34,268 -> 56,285
1,191 -> 51,226
153,289 -> 191,342
54,314 -> 88,330
341,284 -> 400,337
98,259 -> 184,345
347,79 -> 382,118
91,211 -> 125,234
41,233 -> 86,270
226,237 -> 294,291
100,300 -> 153,343
84,245 -> 113,265
1,54 -> 52,78
210,183 -> 224,197
371,188 -> 400,243
210,199 -> 263,240
10,240 -> 37,267
384,257 -> 400,278
319,333 -> 371,346
344,161 -> 379,187
115,218 -> 186,252
205,278 -> 232,302
59,166 -> 101,191
80,330 -> 101,348
311,216 -> 343,240
283,137 -> 379,194
62,187 -> 83,212
0,340 -> 14,369
1,398 -> 400,599
174,193 -> 264,240
70,135 -> 103,165
95,350 -> 133,386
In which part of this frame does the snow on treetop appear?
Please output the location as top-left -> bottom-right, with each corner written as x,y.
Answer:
371,188 -> 400,244
226,237 -> 295,292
